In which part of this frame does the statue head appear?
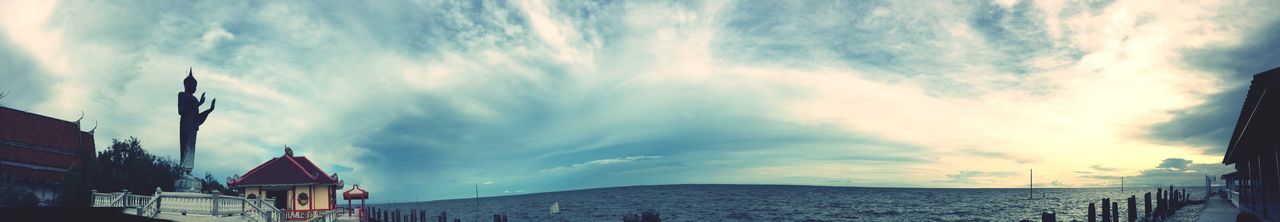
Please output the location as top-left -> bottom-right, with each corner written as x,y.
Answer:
184,68 -> 198,93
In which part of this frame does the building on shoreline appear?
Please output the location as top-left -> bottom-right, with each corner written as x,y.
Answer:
1222,67 -> 1280,219
228,146 -> 343,220
0,106 -> 96,206
342,184 -> 368,216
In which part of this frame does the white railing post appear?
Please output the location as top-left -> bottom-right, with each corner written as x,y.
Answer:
211,190 -> 220,216
154,187 -> 163,216
110,189 -> 127,207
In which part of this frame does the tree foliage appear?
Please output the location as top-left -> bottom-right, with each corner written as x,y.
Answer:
58,137 -> 183,206
200,173 -> 237,195
0,175 -> 40,207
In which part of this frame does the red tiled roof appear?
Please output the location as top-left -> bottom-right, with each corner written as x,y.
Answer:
1224,67 -> 1280,164
0,106 -> 95,183
0,107 -> 95,154
343,184 -> 368,200
228,150 -> 342,187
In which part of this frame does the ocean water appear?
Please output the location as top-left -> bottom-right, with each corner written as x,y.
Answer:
371,184 -> 1208,222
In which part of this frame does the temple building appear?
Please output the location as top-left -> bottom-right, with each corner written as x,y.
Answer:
0,106 -> 96,206
228,146 -> 343,220
1222,66 -> 1280,219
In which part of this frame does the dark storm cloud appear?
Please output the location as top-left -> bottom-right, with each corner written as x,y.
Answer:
1147,20 -> 1280,155
0,31 -> 54,108
354,89 -> 933,198
1125,158 -> 1232,186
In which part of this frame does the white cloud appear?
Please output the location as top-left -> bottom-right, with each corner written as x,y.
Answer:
541,156 -> 663,173
1,0 -> 1275,199
199,26 -> 234,49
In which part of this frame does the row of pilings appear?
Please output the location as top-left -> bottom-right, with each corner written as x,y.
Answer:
364,206 -> 663,222
1033,186 -> 1197,222
364,207 -> 508,222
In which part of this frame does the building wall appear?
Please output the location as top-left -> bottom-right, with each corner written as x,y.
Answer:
288,186 -> 295,210
273,185 -> 335,211
313,185 -> 330,210
244,187 -> 260,199
292,185 -> 308,210
0,107 -> 96,206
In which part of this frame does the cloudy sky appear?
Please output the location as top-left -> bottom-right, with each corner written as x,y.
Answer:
3,0 -> 1278,202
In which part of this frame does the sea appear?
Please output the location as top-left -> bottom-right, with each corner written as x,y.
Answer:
370,184 -> 1209,222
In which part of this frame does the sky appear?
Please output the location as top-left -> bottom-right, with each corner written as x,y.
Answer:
1,0 -> 1278,202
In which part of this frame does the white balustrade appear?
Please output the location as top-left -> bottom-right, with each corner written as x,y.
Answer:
160,192 -> 215,215
91,189 -> 298,222
217,194 -> 244,216
92,191 -> 116,206
125,194 -> 150,208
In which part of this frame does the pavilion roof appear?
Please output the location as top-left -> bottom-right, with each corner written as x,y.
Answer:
228,147 -> 342,187
343,184 -> 368,200
0,106 -> 96,183
1224,67 -> 1280,164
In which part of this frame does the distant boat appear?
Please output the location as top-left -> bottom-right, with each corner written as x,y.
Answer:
550,202 -> 560,214
550,202 -> 563,222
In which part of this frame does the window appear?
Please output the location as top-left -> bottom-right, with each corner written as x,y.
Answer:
297,192 -> 310,206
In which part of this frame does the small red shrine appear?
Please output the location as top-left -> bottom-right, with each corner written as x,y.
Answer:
342,184 -> 369,216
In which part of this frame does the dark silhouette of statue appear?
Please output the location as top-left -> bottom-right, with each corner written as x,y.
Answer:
175,68 -> 214,192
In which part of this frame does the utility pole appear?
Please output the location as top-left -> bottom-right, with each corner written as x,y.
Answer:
475,184 -> 480,222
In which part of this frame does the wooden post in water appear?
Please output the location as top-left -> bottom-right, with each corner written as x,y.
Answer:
1102,198 -> 1111,222
1030,169 -> 1034,199
1088,202 -> 1096,222
1163,188 -> 1170,217
1156,189 -> 1163,219
1174,188 -> 1180,215
1041,211 -> 1056,222
1127,195 -> 1137,222
1144,192 -> 1151,219
1111,204 -> 1118,222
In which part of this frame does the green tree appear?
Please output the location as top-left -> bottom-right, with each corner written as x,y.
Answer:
58,137 -> 183,206
199,173 -> 237,195
0,175 -> 40,207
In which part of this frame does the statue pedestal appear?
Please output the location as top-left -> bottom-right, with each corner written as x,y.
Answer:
174,172 -> 203,192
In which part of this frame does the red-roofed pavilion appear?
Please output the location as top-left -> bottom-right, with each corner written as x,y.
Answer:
228,146 -> 343,220
342,185 -> 368,216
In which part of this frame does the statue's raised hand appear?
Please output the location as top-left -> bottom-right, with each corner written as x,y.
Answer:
209,98 -> 216,110
199,92 -> 207,103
